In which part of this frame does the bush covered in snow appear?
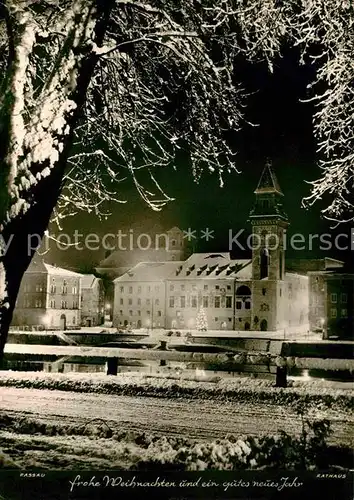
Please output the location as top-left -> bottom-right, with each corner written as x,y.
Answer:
0,371 -> 352,412
1,412 -> 347,471
134,418 -> 335,471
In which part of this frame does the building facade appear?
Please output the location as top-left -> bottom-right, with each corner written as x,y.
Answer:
12,259 -> 82,330
165,253 -> 252,330
81,274 -> 105,327
113,165 -> 310,332
113,262 -> 180,329
309,272 -> 354,339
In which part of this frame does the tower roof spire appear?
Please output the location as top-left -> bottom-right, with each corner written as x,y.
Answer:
254,159 -> 283,196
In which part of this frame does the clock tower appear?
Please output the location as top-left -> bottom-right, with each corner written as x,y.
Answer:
249,161 -> 289,331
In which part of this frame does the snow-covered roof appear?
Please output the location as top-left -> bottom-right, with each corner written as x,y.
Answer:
26,259 -> 83,278
114,261 -> 184,283
44,263 -> 83,277
114,253 -> 252,282
81,274 -> 100,288
172,253 -> 252,280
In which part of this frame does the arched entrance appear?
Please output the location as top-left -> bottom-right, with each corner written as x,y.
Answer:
245,322 -> 250,331
60,314 -> 66,330
260,319 -> 268,331
124,319 -> 128,327
137,319 -> 142,329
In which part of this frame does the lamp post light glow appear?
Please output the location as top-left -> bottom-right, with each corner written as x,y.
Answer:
42,313 -> 51,330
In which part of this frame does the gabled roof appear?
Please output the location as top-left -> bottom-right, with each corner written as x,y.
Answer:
44,263 -> 83,277
255,161 -> 283,196
26,259 -> 83,278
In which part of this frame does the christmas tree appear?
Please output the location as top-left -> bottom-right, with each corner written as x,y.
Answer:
196,305 -> 208,331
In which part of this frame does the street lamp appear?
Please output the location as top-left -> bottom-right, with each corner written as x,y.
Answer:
42,313 -> 51,332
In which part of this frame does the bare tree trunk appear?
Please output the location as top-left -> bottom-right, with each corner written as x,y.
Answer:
0,0 -> 115,364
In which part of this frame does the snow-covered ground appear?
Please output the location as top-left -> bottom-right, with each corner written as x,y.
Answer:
0,371 -> 352,470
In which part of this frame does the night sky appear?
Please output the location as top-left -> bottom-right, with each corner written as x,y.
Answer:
45,47 -> 352,271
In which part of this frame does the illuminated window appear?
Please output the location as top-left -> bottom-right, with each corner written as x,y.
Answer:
341,293 -> 347,303
331,293 -> 337,303
331,308 -> 337,318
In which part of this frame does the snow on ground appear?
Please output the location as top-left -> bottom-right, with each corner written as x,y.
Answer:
0,369 -> 352,470
0,369 -> 352,396
0,384 -> 353,470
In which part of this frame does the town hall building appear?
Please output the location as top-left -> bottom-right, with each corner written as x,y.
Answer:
113,164 -> 309,333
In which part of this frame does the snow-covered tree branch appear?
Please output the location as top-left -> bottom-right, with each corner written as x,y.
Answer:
0,0 -> 115,359
0,0 -> 353,358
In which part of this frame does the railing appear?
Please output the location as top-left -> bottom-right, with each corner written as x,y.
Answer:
4,341 -> 353,388
9,326 -> 82,332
